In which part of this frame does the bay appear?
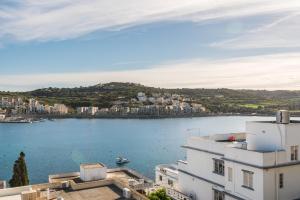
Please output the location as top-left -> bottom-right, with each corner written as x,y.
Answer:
0,116 -> 275,184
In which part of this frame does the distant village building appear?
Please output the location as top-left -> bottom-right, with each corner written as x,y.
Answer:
53,104 -> 68,114
98,108 -> 109,114
137,92 -> 147,102
0,114 -> 5,121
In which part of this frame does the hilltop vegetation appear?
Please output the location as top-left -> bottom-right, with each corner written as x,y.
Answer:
1,82 -> 300,114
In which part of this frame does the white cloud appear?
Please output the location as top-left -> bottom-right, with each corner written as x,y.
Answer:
1,0 -> 300,42
1,52 -> 300,91
212,12 -> 300,49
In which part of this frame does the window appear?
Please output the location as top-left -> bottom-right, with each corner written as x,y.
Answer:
291,145 -> 298,161
228,167 -> 233,182
279,173 -> 284,189
168,179 -> 173,187
214,190 -> 224,200
213,159 -> 224,176
159,175 -> 162,181
242,170 -> 254,190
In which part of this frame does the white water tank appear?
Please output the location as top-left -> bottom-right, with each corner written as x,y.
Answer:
80,163 -> 107,182
276,110 -> 290,124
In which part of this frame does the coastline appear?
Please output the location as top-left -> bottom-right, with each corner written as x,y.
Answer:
14,112 -> 276,120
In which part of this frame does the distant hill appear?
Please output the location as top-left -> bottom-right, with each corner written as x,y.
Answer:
2,82 -> 300,114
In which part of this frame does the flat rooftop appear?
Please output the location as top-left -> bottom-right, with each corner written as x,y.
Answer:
60,185 -> 134,200
80,163 -> 104,169
0,168 -> 151,200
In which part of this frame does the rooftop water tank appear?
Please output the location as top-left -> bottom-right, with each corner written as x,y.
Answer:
276,110 -> 290,124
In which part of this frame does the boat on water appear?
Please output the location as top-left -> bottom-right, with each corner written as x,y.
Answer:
116,157 -> 130,165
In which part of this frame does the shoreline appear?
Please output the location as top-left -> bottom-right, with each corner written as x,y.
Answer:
5,112 -> 300,121
12,113 -> 277,120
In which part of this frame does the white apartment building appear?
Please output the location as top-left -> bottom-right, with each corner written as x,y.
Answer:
157,110 -> 300,200
155,164 -> 179,190
137,92 -> 147,102
53,104 -> 68,114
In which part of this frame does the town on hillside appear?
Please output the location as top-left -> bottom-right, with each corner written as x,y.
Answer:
0,92 -> 206,121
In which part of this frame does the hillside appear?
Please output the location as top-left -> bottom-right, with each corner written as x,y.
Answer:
2,82 -> 300,114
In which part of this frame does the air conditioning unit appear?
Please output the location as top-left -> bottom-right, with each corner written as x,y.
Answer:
123,188 -> 131,199
61,181 -> 69,189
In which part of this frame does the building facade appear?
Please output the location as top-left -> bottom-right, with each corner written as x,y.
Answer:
157,110 -> 300,200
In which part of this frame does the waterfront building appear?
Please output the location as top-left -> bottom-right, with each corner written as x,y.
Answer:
156,110 -> 300,200
53,104 -> 68,114
77,107 -> 89,114
0,163 -> 153,200
88,107 -> 99,115
180,102 -> 192,113
28,98 -> 38,113
98,108 -> 109,114
191,103 -> 206,113
155,164 -> 179,190
44,104 -> 54,114
0,114 -> 5,121
130,107 -> 139,114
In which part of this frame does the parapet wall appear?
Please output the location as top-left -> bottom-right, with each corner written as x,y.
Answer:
0,185 -> 31,197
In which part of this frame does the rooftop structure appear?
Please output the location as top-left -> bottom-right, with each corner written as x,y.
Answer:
157,110 -> 300,200
0,181 -> 6,190
0,164 -> 153,200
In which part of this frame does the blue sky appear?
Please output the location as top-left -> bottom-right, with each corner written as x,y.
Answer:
1,0 -> 300,91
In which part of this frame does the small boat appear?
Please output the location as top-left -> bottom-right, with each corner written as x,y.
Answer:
116,157 -> 130,165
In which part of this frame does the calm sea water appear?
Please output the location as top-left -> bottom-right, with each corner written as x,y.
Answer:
0,116 -> 276,184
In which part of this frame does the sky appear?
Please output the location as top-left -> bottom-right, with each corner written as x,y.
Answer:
1,0 -> 300,91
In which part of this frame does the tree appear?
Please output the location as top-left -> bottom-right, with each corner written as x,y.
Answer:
9,152 -> 29,187
148,189 -> 171,200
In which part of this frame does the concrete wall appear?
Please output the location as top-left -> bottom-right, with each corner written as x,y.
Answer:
80,165 -> 107,181
225,160 -> 264,200
0,186 -> 31,197
185,148 -> 225,186
155,165 -> 178,190
246,122 -> 285,152
178,172 -> 214,200
263,165 -> 300,200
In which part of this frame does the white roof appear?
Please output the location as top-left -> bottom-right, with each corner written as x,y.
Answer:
0,195 -> 21,200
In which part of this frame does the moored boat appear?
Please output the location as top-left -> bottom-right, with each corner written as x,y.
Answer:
116,156 -> 130,165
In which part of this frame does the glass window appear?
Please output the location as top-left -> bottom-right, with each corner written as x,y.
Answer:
159,175 -> 162,181
243,170 -> 254,190
214,190 -> 224,200
213,159 -> 224,176
228,167 -> 233,182
291,145 -> 298,161
279,173 -> 284,189
168,179 -> 173,187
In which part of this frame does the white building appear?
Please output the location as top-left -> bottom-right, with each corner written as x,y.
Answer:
157,110 -> 300,200
137,92 -> 147,102
53,104 -> 68,114
80,163 -> 107,182
155,164 -> 179,190
88,107 -> 99,115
